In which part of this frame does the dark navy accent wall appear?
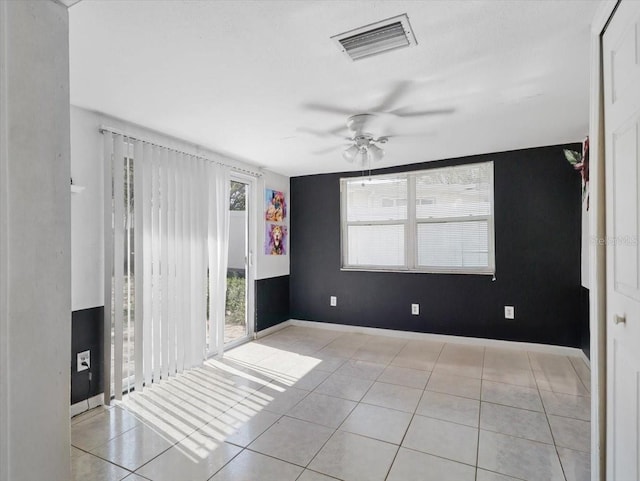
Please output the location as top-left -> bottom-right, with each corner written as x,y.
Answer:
290,144 -> 584,348
256,275 -> 290,332
71,306 -> 103,404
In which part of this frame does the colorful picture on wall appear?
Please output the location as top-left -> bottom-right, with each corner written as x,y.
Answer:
265,189 -> 286,222
265,223 -> 287,255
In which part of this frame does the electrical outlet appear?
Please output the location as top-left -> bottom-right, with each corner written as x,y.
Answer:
77,350 -> 90,372
330,296 -> 337,307
504,306 -> 515,320
411,303 -> 420,315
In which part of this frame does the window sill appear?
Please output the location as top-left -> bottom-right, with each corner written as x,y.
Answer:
340,266 -> 495,276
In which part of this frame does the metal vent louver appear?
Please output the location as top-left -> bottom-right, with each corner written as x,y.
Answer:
332,14 -> 417,61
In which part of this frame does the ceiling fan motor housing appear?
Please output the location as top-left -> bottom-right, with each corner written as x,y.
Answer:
346,113 -> 376,134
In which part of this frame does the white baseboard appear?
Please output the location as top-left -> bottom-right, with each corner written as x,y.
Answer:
285,319 -> 586,358
70,393 -> 104,418
254,320 -> 292,339
579,350 -> 591,367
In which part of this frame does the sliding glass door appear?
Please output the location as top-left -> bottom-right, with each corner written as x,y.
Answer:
104,132 -> 259,401
224,177 -> 254,346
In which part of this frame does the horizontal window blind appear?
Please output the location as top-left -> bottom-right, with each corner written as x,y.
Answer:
417,220 -> 489,268
345,176 -> 407,221
347,224 -> 405,266
341,162 -> 494,274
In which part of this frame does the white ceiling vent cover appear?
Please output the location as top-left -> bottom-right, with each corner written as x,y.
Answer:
332,14 -> 417,61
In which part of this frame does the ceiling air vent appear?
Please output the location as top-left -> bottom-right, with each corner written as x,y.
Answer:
332,14 -> 417,61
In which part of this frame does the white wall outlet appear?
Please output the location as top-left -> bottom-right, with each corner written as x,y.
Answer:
77,350 -> 90,372
330,296 -> 337,307
504,306 -> 515,320
411,303 -> 420,315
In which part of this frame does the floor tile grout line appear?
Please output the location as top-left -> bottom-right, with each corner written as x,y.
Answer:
303,343 -> 409,479
526,350 -> 569,481
477,466 -> 529,481
294,466 -> 343,481
396,443 -> 480,469
479,398 -> 550,416
386,342 -> 483,480
201,445 -> 247,481
475,346 -> 486,481
383,382 -> 427,481
80,451 -> 135,476
384,343 -> 447,479
567,353 -> 591,394
273,349 -> 367,473
71,420 -> 141,454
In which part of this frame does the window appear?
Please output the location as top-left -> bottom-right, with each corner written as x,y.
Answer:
341,161 -> 495,274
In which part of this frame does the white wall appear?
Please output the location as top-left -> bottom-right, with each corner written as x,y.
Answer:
1,2 -> 71,480
257,170 -> 290,280
71,106 -> 105,310
71,105 -> 290,309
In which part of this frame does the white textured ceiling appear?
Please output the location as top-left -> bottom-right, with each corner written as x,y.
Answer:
69,0 -> 598,177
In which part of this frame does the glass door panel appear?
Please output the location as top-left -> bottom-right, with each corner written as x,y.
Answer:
225,180 -> 248,344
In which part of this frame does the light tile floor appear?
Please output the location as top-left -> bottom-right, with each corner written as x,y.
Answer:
71,326 -> 591,481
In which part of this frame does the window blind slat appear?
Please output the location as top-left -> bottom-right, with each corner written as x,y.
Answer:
167,149 -> 177,377
160,148 -> 169,380
194,158 -> 206,362
183,156 -> 193,368
133,140 -> 144,392
142,142 -> 153,387
151,146 -> 161,383
102,132 -> 114,404
125,142 -> 133,393
175,152 -> 185,373
206,162 -> 217,356
113,135 -> 125,400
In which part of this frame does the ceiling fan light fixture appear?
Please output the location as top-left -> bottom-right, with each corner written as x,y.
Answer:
342,144 -> 360,162
332,14 -> 417,61
368,143 -> 384,162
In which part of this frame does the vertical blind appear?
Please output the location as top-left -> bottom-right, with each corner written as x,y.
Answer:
103,132 -> 231,401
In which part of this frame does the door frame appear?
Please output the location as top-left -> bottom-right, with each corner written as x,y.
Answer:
0,2 -> 9,477
224,172 -> 257,350
589,1 -> 621,479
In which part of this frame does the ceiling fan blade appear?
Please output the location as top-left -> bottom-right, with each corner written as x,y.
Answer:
312,144 -> 347,155
373,80 -> 413,112
296,126 -> 346,138
328,125 -> 350,136
391,107 -> 455,117
379,132 -> 436,139
302,103 -> 355,116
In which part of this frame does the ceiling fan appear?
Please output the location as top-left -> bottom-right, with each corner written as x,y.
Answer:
339,113 -> 388,164
301,81 -> 454,164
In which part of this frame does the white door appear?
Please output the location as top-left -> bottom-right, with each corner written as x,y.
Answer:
603,1 -> 640,479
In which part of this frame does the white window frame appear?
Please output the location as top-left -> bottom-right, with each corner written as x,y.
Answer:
340,162 -> 495,275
